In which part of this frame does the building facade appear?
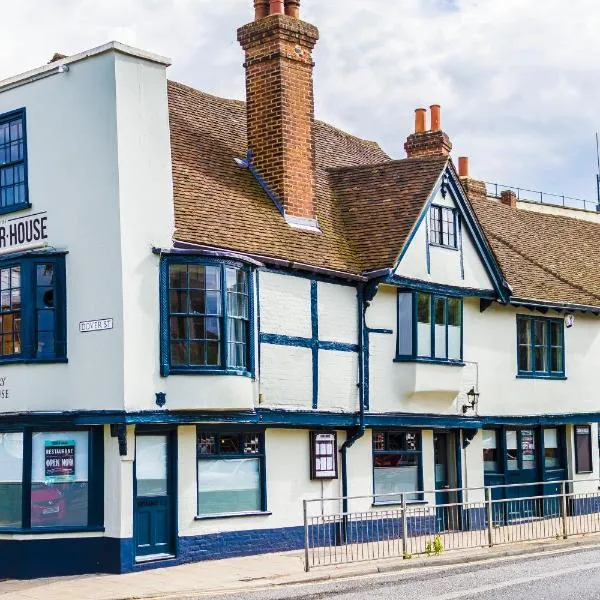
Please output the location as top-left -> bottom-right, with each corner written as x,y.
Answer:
1,0 -> 600,578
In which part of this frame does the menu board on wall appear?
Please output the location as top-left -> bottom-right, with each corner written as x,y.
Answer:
44,440 -> 76,482
310,432 -> 338,479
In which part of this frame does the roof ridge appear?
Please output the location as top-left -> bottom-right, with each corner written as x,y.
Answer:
328,155 -> 448,174
167,79 -> 245,107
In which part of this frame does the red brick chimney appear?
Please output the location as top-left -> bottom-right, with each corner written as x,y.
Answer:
404,105 -> 453,158
238,0 -> 319,229
500,190 -> 517,208
457,156 -> 488,203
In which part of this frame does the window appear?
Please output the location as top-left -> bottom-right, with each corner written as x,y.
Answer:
373,430 -> 422,503
429,205 -> 456,248
197,430 -> 265,516
544,428 -> 561,470
575,425 -> 592,474
0,254 -> 66,363
163,259 -> 252,375
482,429 -> 499,472
397,291 -> 462,363
0,428 -> 103,531
0,109 -> 29,214
517,316 -> 564,378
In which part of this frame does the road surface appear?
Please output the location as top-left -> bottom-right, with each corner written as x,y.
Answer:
221,545 -> 600,600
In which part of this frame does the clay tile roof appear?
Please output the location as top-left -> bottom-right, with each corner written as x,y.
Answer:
471,196 -> 600,307
168,80 -> 393,276
329,156 -> 449,272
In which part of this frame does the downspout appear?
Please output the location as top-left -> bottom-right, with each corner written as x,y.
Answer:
340,284 -> 367,524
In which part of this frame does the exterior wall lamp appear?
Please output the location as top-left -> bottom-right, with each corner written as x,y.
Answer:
462,387 -> 480,414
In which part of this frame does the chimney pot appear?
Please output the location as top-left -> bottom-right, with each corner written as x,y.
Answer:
500,189 -> 518,208
254,0 -> 269,19
285,0 -> 300,18
270,0 -> 285,14
458,156 -> 469,178
430,104 -> 441,131
415,108 -> 426,134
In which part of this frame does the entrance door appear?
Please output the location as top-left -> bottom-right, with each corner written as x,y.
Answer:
504,428 -> 540,522
434,432 -> 459,531
134,432 -> 175,559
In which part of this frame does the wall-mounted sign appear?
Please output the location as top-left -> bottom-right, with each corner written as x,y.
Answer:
0,211 -> 48,253
565,314 -> 575,328
79,318 -> 113,333
44,440 -> 76,482
310,431 -> 338,480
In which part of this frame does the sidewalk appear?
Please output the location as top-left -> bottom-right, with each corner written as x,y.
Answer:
2,535 -> 600,600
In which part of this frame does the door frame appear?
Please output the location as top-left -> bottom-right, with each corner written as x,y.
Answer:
133,426 -> 178,561
433,430 -> 462,531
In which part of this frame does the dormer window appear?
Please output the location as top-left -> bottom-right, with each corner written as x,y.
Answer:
429,205 -> 456,249
0,109 -> 29,215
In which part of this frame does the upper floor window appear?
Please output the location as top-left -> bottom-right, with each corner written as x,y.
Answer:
0,253 -> 66,364
429,205 -> 456,248
397,291 -> 463,363
516,315 -> 564,379
0,109 -> 29,214
161,258 -> 252,375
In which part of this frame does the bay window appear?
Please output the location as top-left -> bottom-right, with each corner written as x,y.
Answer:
397,290 -> 463,363
196,430 -> 265,516
161,258 -> 253,375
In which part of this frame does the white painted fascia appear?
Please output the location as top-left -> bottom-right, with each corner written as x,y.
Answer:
0,41 -> 171,94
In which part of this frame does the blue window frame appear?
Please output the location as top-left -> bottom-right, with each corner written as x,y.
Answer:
196,429 -> 266,517
0,253 -> 66,364
0,109 -> 29,215
429,205 -> 456,249
373,430 -> 423,504
516,315 -> 564,379
0,426 -> 103,533
160,257 -> 254,376
396,290 -> 463,364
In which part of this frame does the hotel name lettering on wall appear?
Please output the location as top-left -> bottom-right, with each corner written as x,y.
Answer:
0,212 -> 49,251
0,377 -> 9,399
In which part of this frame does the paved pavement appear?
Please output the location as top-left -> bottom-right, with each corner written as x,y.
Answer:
1,536 -> 600,599
222,545 -> 600,600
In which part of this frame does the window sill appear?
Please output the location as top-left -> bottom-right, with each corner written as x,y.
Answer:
0,526 -> 104,535
372,500 -> 428,507
429,242 -> 459,252
394,357 -> 464,367
0,202 -> 31,216
0,357 -> 68,366
195,511 -> 271,521
166,367 -> 252,377
516,374 -> 566,380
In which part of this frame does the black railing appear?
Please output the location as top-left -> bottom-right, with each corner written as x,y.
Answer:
484,182 -> 598,213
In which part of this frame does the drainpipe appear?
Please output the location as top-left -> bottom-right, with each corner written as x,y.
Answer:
339,285 -> 367,538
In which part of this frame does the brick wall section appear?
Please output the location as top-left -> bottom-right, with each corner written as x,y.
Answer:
460,177 -> 488,203
238,14 -> 319,220
404,130 -> 452,158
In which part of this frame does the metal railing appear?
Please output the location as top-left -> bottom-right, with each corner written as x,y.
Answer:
484,182 -> 598,212
303,479 -> 600,571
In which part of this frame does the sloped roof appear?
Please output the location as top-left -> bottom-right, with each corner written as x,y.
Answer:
329,156 -> 448,272
471,197 -> 600,307
168,80 -> 394,276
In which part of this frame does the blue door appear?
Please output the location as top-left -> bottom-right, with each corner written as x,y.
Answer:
434,432 -> 459,531
135,433 -> 175,559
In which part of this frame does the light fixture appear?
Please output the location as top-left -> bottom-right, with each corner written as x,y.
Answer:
462,387 -> 480,414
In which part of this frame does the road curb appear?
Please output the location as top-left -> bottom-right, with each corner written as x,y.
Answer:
121,537 -> 600,599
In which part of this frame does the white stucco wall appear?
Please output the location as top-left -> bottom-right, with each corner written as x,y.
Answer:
395,189 -> 494,291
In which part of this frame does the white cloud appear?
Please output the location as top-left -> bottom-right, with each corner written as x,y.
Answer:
2,0 -> 600,202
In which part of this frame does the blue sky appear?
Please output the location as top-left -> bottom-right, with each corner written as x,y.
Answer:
3,0 -> 600,202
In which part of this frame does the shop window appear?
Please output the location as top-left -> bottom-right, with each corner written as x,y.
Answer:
372,430 -> 422,504
161,258 -> 252,375
0,254 -> 66,364
482,429 -> 499,472
516,316 -> 564,379
397,291 -> 462,363
575,425 -> 593,474
0,428 -> 103,531
196,430 -> 265,516
0,109 -> 29,214
429,205 -> 456,248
